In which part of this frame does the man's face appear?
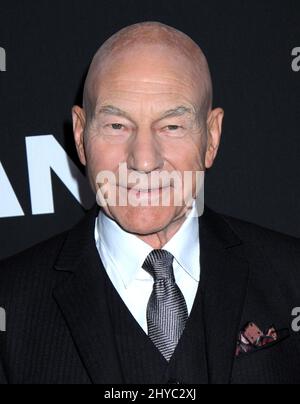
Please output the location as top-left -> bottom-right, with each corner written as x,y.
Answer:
73,45 -> 223,236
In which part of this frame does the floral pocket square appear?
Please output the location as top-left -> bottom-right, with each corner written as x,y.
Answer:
236,322 -> 289,357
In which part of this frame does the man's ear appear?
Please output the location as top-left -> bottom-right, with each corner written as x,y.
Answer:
72,106 -> 87,166
205,108 -> 224,169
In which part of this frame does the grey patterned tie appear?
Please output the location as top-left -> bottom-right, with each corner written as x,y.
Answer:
142,249 -> 189,362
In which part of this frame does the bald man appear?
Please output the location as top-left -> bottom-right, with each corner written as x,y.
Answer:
1,22 -> 300,385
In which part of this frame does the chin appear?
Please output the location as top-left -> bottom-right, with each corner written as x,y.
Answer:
108,205 -> 179,236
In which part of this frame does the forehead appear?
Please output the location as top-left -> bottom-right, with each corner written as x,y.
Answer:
94,90 -> 197,121
95,104 -> 197,125
90,45 -> 202,111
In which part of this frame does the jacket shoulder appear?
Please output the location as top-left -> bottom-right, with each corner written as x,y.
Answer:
0,231 -> 68,285
210,208 -> 300,288
0,206 -> 99,292
219,210 -> 300,249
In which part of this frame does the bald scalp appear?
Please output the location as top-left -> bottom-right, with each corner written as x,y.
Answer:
83,22 -> 213,120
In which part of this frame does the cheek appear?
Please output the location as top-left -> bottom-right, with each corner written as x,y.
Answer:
85,139 -> 126,176
165,140 -> 204,172
163,140 -> 205,202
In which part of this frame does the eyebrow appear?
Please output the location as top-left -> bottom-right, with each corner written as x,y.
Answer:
97,105 -> 132,120
96,105 -> 195,122
160,106 -> 195,119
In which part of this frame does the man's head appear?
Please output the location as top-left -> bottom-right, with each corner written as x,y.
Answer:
73,22 -> 224,238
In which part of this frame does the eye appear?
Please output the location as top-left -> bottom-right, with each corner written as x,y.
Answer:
111,123 -> 124,130
159,124 -> 186,138
166,125 -> 181,131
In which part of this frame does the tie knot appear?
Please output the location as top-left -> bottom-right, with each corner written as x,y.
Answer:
142,250 -> 175,281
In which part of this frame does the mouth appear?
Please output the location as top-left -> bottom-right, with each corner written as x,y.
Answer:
136,188 -> 162,196
118,185 -> 172,200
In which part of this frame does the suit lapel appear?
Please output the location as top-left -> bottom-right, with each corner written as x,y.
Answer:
200,208 -> 250,384
53,205 -> 124,384
51,204 -> 250,384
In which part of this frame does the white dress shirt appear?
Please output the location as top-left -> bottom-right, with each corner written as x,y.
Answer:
94,204 -> 201,335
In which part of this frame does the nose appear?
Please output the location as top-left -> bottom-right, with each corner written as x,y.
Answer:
127,130 -> 164,174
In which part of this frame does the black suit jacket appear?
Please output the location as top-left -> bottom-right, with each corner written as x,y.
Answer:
0,205 -> 300,384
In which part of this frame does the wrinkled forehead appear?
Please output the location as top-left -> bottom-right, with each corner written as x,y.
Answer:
85,43 -> 209,114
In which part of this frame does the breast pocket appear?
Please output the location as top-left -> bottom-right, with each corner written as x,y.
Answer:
231,334 -> 300,384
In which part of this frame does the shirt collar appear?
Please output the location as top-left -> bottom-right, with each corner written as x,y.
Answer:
95,203 -> 200,288
96,211 -> 153,288
164,203 -> 200,282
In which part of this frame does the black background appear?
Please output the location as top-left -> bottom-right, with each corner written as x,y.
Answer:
0,0 -> 299,260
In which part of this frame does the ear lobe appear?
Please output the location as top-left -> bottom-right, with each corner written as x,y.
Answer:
72,106 -> 87,166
